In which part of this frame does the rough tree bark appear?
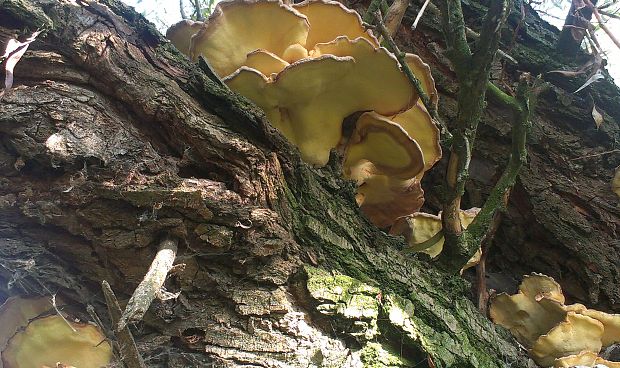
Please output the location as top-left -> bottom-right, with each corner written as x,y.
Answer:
0,1 -> 617,368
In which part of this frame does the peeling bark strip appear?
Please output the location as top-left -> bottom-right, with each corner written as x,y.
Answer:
118,236 -> 178,331
0,30 -> 40,99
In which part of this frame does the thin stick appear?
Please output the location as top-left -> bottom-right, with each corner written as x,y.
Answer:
372,11 -> 433,113
117,236 -> 178,332
587,0 -> 620,50
51,293 -> 76,332
412,0 -> 431,30
568,148 -> 620,161
102,281 -> 147,368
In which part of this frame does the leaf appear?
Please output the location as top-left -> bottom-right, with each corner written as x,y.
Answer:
574,69 -> 604,93
591,104 -> 604,129
0,30 -> 41,99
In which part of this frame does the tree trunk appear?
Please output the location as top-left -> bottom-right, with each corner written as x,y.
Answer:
0,1 -> 617,368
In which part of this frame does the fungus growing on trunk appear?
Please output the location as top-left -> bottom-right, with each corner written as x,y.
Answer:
0,296 -> 57,366
555,351 -> 620,367
2,316 -> 113,368
165,0 -> 443,228
343,114 -> 424,180
490,274 -> 620,367
291,0 -> 378,49
355,175 -> 424,228
389,208 -> 481,270
0,296 -> 112,368
190,0 -> 310,77
243,50 -> 290,78
225,37 -> 416,166
165,20 -> 203,56
530,312 -> 604,367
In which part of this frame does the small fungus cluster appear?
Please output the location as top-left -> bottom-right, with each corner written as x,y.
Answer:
389,208 -> 482,271
167,0 -> 442,228
0,296 -> 112,368
490,274 -> 620,367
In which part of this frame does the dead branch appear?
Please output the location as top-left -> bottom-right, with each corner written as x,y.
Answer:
117,236 -> 179,332
102,281 -> 147,368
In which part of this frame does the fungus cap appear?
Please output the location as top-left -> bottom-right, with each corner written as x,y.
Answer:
404,53 -> 438,110
390,212 -> 442,257
357,176 -> 424,228
225,38 -> 416,166
530,312 -> 604,367
292,0 -> 378,49
489,274 -> 567,347
244,50 -> 290,78
554,351 -> 620,368
166,20 -> 203,56
343,112 -> 425,180
191,0 -> 310,77
2,315 -> 112,368
389,209 -> 481,260
578,308 -> 620,347
490,293 -> 567,347
520,273 -> 566,304
0,296 -> 57,365
390,102 -> 442,172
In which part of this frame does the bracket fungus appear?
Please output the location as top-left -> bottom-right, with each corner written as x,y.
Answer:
225,37 -> 416,166
291,0 -> 379,49
355,175 -> 424,228
165,20 -> 203,56
0,296 -> 57,366
490,274 -> 620,367
166,0 -> 442,228
554,351 -> 620,367
190,0 -> 310,77
389,208 -> 481,270
0,296 -> 112,368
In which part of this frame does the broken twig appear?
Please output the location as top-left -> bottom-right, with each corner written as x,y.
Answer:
102,281 -> 147,368
117,236 -> 179,332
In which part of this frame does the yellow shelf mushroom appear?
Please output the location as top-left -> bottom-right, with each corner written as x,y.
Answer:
0,296 -> 58,366
389,208 -> 481,270
490,274 -> 620,367
225,37 -> 416,166
555,351 -> 620,368
2,316 -> 112,368
165,0 -> 442,228
355,174 -> 425,228
190,0 -> 310,77
292,0 -> 378,49
0,296 -> 112,368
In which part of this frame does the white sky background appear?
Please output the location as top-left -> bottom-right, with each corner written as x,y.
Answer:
121,0 -> 620,82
